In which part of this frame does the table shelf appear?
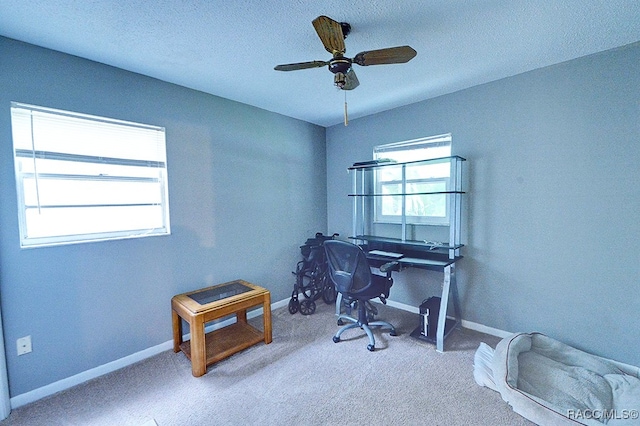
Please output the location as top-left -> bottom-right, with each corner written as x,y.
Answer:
179,321 -> 265,366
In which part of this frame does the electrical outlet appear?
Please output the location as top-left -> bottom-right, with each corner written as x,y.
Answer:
17,336 -> 32,356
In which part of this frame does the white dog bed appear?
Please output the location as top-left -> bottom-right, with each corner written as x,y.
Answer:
474,332 -> 640,425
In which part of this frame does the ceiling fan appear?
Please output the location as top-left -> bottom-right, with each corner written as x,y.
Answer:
274,15 -> 417,90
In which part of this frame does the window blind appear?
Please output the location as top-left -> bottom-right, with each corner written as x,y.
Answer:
10,102 -> 170,248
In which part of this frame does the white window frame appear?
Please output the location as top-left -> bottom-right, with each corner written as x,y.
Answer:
373,134 -> 452,226
10,102 -> 171,248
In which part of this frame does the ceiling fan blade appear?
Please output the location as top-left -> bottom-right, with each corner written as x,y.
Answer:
274,60 -> 329,71
353,45 -> 417,66
342,69 -> 360,90
312,15 -> 346,55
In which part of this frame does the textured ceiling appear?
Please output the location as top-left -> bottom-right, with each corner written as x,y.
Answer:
1,1 -> 640,127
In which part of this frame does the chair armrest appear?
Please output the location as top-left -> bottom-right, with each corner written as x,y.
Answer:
379,261 -> 399,274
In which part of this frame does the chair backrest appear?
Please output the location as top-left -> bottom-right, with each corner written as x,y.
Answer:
324,240 -> 372,294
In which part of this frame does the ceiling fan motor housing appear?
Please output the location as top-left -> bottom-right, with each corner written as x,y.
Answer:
329,57 -> 351,74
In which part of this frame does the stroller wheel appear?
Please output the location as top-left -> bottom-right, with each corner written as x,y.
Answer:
288,298 -> 299,314
299,299 -> 316,315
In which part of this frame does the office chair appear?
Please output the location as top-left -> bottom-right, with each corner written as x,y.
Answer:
324,240 -> 398,351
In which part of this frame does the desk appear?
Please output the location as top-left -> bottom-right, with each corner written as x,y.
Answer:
354,236 -> 462,352
172,280 -> 272,377
347,156 -> 465,351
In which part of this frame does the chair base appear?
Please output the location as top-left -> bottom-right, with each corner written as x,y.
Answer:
336,297 -> 377,325
333,318 -> 397,351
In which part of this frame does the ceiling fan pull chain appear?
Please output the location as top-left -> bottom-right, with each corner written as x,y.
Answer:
344,91 -> 348,126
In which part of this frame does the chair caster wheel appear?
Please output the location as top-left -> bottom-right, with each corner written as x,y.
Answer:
367,344 -> 375,352
333,336 -> 340,343
337,319 -> 344,326
389,330 -> 398,337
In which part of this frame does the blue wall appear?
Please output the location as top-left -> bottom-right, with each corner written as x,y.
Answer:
327,42 -> 640,366
0,37 -> 327,397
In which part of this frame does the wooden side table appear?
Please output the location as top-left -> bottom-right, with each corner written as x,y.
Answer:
172,280 -> 272,377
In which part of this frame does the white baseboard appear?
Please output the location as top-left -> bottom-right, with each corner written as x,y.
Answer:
384,299 -> 419,314
384,298 -> 511,338
11,340 -> 174,408
460,319 -> 512,338
11,297 -> 289,409
11,296 -> 504,408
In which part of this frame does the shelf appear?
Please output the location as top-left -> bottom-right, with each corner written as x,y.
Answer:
349,155 -> 466,170
349,190 -> 465,197
352,235 -> 464,251
179,321 -> 265,367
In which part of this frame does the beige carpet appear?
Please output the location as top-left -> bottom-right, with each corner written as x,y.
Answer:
2,303 -> 533,425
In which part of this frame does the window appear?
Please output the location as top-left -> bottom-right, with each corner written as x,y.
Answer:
10,102 -> 170,248
373,134 -> 452,225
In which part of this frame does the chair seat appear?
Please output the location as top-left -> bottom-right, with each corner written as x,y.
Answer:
350,274 -> 390,300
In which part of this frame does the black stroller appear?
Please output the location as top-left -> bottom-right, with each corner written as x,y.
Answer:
288,232 -> 339,315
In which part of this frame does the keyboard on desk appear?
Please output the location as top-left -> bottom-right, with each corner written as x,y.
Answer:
366,250 -> 458,269
367,250 -> 404,259
399,257 -> 451,267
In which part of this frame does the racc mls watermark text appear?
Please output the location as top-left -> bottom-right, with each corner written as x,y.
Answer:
567,409 -> 639,421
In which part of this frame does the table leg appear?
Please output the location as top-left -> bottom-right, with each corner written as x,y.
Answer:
190,317 -> 207,377
263,293 -> 272,344
237,309 -> 247,324
172,309 -> 182,353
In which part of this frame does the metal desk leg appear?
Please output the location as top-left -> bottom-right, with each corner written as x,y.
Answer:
436,263 -> 461,352
450,264 -> 461,322
436,266 -> 450,352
